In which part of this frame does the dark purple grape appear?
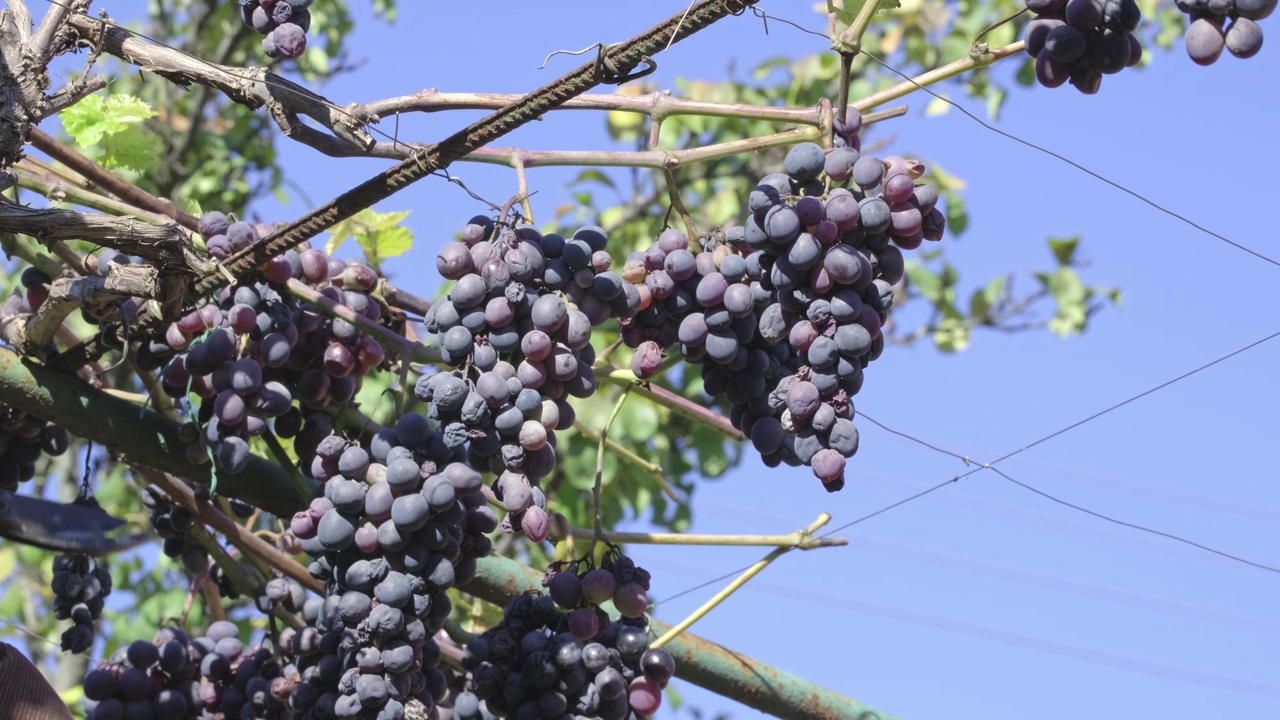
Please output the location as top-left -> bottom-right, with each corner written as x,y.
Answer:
783,142 -> 825,182
272,22 -> 307,58
812,448 -> 847,484
851,155 -> 885,189
1035,50 -> 1071,87
215,436 -> 249,473
1064,0 -> 1102,30
1237,0 -> 1277,19
762,205 -> 801,244
1226,18 -> 1264,58
823,147 -> 859,182
1045,24 -> 1087,63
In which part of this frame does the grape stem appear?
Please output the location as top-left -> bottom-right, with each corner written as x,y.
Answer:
179,567 -> 205,626
0,230 -> 64,280
361,90 -> 829,130
199,576 -> 227,622
512,154 -> 535,224
26,128 -> 200,231
599,366 -> 745,441
187,521 -> 260,600
552,524 -> 846,549
590,388 -> 632,557
283,278 -> 440,367
11,162 -> 174,226
854,41 -> 1026,111
570,420 -> 680,503
650,512 -> 833,649
663,167 -> 701,249
442,618 -> 479,645
133,465 -> 325,594
835,0 -> 884,54
260,429 -> 312,505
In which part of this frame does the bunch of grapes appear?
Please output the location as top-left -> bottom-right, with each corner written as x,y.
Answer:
0,404 -> 68,486
236,0 -> 313,60
82,620 -> 308,720
423,219 -> 639,535
52,551 -> 113,653
0,404 -> 69,489
287,430 -> 494,718
145,210 -> 388,476
140,484 -> 213,575
15,266 -> 53,314
1177,0 -> 1273,63
456,588 -> 675,719
620,124 -> 945,488
1023,0 -> 1143,93
543,550 -> 652,632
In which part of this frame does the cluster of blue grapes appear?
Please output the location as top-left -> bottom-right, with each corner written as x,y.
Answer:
1023,0 -> 1143,93
0,404 -> 69,489
236,0 -> 313,60
141,484 -> 213,576
423,219 -> 639,536
455,589 -> 675,719
543,550 -> 651,637
82,620 -> 309,720
621,129 -> 946,488
1178,0 -> 1272,63
289,575 -> 447,719
144,210 -> 387,476
52,551 -> 113,653
287,430 -> 493,718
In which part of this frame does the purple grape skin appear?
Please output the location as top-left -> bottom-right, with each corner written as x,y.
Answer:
823,147 -> 860,182
783,142 -> 826,182
811,448 -> 847,484
631,341 -> 665,379
1035,50 -> 1071,87
1064,0 -> 1102,31
1236,0 -> 1277,19
1226,18 -> 1264,59
436,242 -> 473,279
851,155 -> 885,189
785,381 -> 821,422
1045,25 -> 1087,63
824,190 -> 861,231
762,205 -> 801,244
1186,18 -> 1226,65
272,23 -> 307,59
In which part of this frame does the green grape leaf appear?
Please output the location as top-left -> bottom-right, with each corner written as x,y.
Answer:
62,94 -> 155,147
1043,267 -> 1088,336
934,316 -> 971,353
102,126 -> 163,171
1048,235 -> 1080,266
969,275 -> 1007,320
324,209 -> 413,266
904,261 -> 942,303
828,0 -> 861,25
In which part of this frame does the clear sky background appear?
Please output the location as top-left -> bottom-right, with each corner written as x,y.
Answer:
45,1 -> 1280,718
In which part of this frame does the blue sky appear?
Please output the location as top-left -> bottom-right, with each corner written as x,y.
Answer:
38,1 -> 1280,718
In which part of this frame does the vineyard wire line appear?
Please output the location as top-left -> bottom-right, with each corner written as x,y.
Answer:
650,557 -> 1280,698
743,5 -> 1280,270
987,466 -> 1280,573
658,327 -> 1280,604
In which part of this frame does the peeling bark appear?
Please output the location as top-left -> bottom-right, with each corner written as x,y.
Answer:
0,9 -> 49,169
0,263 -> 159,357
